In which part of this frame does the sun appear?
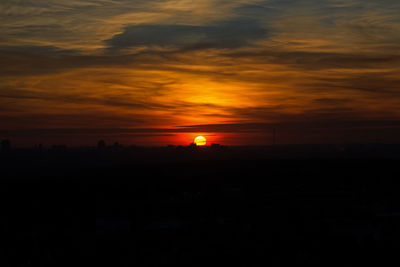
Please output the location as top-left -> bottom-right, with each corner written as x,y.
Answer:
194,136 -> 206,146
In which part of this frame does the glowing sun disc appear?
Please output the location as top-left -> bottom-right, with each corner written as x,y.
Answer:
194,136 -> 206,146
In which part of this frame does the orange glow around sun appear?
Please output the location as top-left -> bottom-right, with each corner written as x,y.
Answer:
194,136 -> 206,146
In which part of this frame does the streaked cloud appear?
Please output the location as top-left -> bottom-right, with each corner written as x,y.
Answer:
106,18 -> 268,52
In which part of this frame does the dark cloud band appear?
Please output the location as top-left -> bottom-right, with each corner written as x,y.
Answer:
106,18 -> 269,51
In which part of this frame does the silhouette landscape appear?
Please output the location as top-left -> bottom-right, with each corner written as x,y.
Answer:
1,0 -> 400,266
2,141 -> 400,266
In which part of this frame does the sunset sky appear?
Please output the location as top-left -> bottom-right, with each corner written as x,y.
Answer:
1,0 -> 400,146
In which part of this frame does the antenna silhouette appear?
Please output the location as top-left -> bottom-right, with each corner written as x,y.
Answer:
273,128 -> 276,146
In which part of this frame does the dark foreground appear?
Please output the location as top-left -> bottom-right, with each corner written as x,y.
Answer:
1,145 -> 400,266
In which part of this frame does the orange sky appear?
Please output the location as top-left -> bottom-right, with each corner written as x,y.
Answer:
1,0 -> 400,146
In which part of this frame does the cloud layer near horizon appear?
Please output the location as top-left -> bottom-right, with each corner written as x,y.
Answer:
1,0 -> 400,145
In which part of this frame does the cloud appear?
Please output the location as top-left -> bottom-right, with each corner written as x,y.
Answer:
223,49 -> 400,70
0,45 -> 78,56
106,18 -> 269,51
0,0 -> 267,51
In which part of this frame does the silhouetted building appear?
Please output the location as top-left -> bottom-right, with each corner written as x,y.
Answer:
34,143 -> 44,152
98,140 -> 106,149
111,142 -> 123,150
211,143 -> 227,151
189,142 -> 197,148
1,139 -> 11,152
